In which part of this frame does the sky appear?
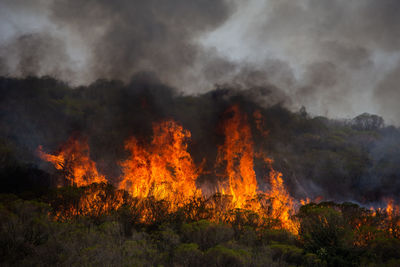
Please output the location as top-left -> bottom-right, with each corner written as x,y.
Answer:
0,0 -> 399,125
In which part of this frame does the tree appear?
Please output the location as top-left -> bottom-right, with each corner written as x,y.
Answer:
351,113 -> 384,131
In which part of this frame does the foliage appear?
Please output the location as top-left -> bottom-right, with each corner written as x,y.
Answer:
1,76 -> 400,265
1,193 -> 400,266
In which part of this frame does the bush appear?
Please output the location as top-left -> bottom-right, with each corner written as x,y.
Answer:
269,243 -> 304,265
181,220 -> 234,250
205,245 -> 250,267
173,243 -> 203,267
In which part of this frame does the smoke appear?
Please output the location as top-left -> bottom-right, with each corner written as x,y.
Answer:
0,0 -> 233,87
201,0 -> 400,123
374,61 -> 400,125
1,0 -> 400,123
0,33 -> 75,80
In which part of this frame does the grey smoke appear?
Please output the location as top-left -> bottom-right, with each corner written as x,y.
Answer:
0,0 -> 400,124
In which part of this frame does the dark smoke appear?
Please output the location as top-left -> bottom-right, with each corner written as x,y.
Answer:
0,33 -> 74,80
374,61 -> 400,126
0,0 -> 232,87
1,0 -> 399,124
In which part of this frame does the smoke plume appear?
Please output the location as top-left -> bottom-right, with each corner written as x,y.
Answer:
1,0 -> 400,123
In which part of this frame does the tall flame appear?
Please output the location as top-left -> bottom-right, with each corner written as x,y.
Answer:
37,108 -> 299,234
216,105 -> 298,233
37,137 -> 107,187
216,105 -> 258,209
267,159 -> 299,234
384,198 -> 400,236
118,120 -> 199,207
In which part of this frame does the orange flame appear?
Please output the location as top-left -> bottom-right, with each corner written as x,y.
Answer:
216,105 -> 258,209
37,137 -> 107,187
38,108 -> 299,234
267,163 -> 299,234
118,120 -> 200,208
386,199 -> 394,220
53,184 -> 127,220
384,198 -> 400,236
300,198 -> 311,206
216,105 -> 298,234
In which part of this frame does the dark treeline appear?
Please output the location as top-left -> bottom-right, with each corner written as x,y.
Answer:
1,75 -> 400,203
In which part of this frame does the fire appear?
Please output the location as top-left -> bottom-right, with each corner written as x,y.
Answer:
53,183 -> 127,220
37,137 -> 107,187
38,107 -> 299,234
266,160 -> 299,234
216,105 -> 258,209
386,199 -> 395,221
118,120 -> 200,208
384,198 -> 400,236
216,105 -> 298,233
300,198 -> 311,206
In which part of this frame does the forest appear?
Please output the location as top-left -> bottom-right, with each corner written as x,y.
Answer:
1,75 -> 400,266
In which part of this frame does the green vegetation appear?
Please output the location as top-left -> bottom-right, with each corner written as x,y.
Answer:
1,187 -> 399,266
1,76 -> 400,265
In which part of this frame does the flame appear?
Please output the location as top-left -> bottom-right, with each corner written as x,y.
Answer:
38,107 -> 299,234
384,198 -> 400,236
386,199 -> 394,221
300,198 -> 311,206
53,184 -> 127,220
118,120 -> 200,208
216,105 -> 298,234
267,162 -> 299,234
216,105 -> 258,209
37,137 -> 107,187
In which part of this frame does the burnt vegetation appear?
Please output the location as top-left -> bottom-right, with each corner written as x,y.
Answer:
1,76 -> 400,266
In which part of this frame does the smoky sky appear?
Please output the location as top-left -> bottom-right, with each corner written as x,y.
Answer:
0,0 -> 400,124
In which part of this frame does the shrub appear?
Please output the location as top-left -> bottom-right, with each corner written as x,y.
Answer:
173,243 -> 203,267
205,245 -> 250,267
181,220 -> 234,250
